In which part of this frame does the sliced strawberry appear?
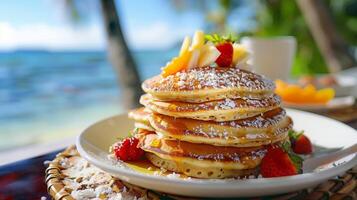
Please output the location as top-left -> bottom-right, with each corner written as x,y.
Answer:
215,42 -> 233,67
113,137 -> 144,161
260,145 -> 301,178
127,137 -> 145,160
289,130 -> 313,154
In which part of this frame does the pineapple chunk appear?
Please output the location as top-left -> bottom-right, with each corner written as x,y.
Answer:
191,30 -> 205,50
232,43 -> 248,65
179,36 -> 191,56
187,49 -> 200,69
198,43 -> 221,67
150,138 -> 161,148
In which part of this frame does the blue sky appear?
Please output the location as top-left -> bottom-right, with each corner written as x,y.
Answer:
0,0 -> 205,51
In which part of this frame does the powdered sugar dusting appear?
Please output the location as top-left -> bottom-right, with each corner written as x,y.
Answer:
144,67 -> 275,92
151,94 -> 281,112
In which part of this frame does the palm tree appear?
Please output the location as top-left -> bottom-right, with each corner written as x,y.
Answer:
297,0 -> 356,72
172,0 -> 356,74
64,0 -> 142,110
99,0 -> 142,109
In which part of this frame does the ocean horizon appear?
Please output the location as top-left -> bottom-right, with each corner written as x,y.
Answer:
0,48 -> 177,150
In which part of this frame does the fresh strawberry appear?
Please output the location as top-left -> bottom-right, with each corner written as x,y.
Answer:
215,42 -> 233,67
289,130 -> 313,154
260,145 -> 303,178
113,137 -> 144,161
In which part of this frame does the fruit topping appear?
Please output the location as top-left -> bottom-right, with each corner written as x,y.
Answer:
187,49 -> 200,69
289,130 -> 313,155
113,137 -> 144,161
260,143 -> 303,178
215,42 -> 233,67
275,80 -> 335,104
179,36 -> 191,56
232,43 -> 248,67
191,30 -> 205,50
160,31 -> 249,77
197,43 -> 221,67
161,50 -> 192,77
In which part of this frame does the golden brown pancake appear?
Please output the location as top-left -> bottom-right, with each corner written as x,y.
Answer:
128,107 -> 151,122
149,108 -> 292,147
137,130 -> 266,178
140,94 -> 281,121
128,107 -> 154,131
142,67 -> 275,103
145,153 -> 259,179
124,65 -> 295,179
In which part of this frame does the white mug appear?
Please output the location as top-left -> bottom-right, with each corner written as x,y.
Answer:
241,36 -> 296,80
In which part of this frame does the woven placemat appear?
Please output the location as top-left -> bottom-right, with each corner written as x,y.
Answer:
45,146 -> 357,200
321,101 -> 357,123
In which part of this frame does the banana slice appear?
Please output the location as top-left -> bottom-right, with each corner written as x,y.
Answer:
179,36 -> 191,56
187,49 -> 200,69
191,30 -> 205,50
198,43 -> 221,67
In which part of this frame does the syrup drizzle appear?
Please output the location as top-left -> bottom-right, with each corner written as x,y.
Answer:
139,132 -> 268,163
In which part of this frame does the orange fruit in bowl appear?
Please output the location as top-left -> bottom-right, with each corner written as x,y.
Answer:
314,88 -> 335,103
274,80 -> 335,104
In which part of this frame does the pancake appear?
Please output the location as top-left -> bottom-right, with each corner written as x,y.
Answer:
142,67 -> 275,103
140,94 -> 281,121
138,131 -> 266,178
146,153 -> 259,179
121,61 -> 296,179
128,107 -> 154,131
149,108 -> 292,147
128,107 -> 151,122
133,122 -> 154,131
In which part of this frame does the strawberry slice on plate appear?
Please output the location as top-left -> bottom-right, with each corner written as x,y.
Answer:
113,137 -> 144,161
289,130 -> 313,155
260,144 -> 303,178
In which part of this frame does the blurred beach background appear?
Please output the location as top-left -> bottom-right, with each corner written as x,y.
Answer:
0,49 -> 176,150
0,0 -> 356,151
0,0 -> 186,150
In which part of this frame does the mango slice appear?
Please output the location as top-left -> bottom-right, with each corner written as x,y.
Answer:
275,80 -> 335,104
161,50 -> 192,77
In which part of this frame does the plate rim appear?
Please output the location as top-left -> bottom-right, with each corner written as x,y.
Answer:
76,108 -> 357,196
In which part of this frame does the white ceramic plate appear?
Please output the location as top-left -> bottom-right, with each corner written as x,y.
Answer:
283,96 -> 355,112
76,109 -> 357,198
334,76 -> 357,97
289,75 -> 357,97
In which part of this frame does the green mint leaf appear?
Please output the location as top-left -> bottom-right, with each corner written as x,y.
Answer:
204,35 -> 215,42
289,152 -> 304,173
281,141 -> 292,152
205,33 -> 238,44
288,130 -> 304,140
281,140 -> 304,173
131,128 -> 139,136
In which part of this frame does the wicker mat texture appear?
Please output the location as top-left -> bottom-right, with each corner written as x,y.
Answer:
45,146 -> 357,200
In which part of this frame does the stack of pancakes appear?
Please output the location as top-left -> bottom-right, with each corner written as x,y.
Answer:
130,67 -> 293,179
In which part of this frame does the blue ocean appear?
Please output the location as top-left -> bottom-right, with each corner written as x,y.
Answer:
0,49 -> 177,150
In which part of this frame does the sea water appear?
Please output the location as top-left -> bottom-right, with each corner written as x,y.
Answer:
0,49 -> 176,150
